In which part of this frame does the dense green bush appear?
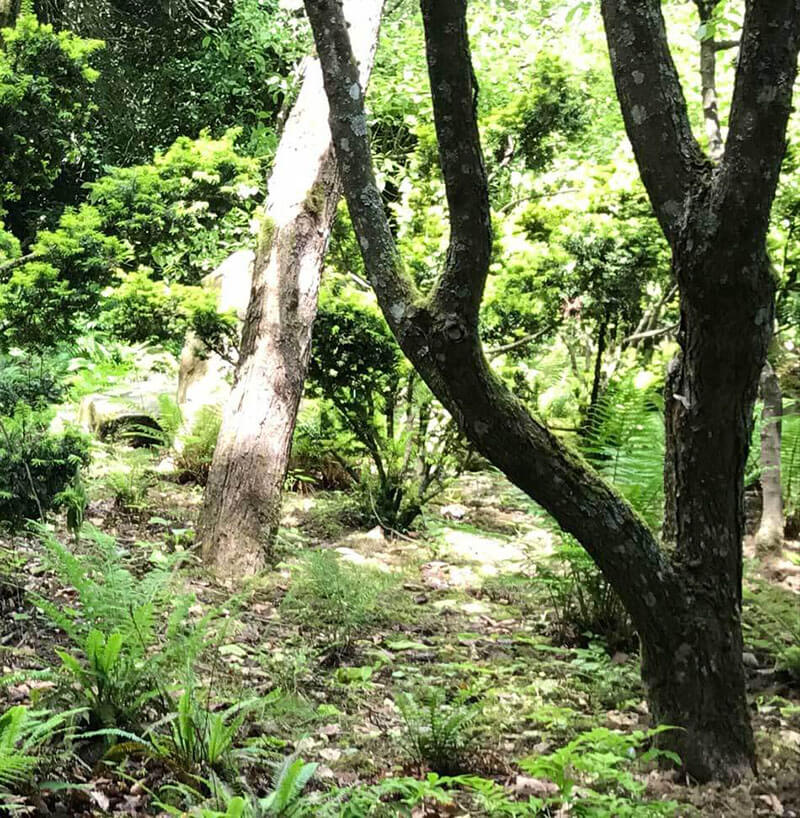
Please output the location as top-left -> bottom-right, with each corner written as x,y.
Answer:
0,407 -> 90,526
1,131 -> 254,350
45,0 -> 305,167
0,353 -> 66,414
100,267 -> 235,353
0,13 -> 103,239
86,130 -> 263,285
308,285 -> 462,531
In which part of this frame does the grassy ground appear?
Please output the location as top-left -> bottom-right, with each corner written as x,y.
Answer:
1,448 -> 799,816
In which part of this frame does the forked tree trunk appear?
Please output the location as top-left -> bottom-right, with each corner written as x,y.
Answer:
196,0 -> 384,580
755,360 -> 783,554
304,0 -> 800,782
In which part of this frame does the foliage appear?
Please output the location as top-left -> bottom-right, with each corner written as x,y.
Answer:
281,550 -> 401,658
0,351 -> 66,413
309,286 -> 462,531
1,131 -> 256,350
0,13 -> 102,239
743,580 -> 800,680
0,405 -> 90,526
102,456 -> 151,512
48,0 -> 305,167
493,51 -> 590,172
175,406 -> 223,485
532,535 -> 635,652
53,474 -> 88,543
0,705 -> 80,812
32,529 -> 214,731
396,688 -> 477,776
150,686 -> 261,775
100,267 -> 232,353
519,727 -> 681,815
87,130 -> 263,285
55,627 -> 161,732
579,374 -> 665,529
260,755 -> 319,816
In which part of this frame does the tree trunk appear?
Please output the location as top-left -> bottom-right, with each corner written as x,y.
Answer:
755,361 -> 783,554
647,236 -> 774,778
304,0 -> 800,782
196,0 -> 384,580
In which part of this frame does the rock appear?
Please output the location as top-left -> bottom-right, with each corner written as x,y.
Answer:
176,250 -> 254,444
77,352 -> 176,445
440,503 -> 468,520
514,776 -> 559,798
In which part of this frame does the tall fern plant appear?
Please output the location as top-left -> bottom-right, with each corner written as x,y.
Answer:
579,376 -> 665,530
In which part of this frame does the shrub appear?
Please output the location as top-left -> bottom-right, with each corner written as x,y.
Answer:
0,13 -> 102,235
0,352 -> 66,414
100,267 -> 237,354
0,406 -> 90,527
87,130 -> 263,286
308,287 -> 463,532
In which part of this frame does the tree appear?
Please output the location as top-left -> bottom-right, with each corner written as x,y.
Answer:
756,360 -> 784,553
303,0 -> 800,782
196,0 -> 384,580
0,12 -> 103,242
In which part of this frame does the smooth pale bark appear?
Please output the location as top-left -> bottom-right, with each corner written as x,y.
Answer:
756,361 -> 784,554
196,0 -> 384,580
303,0 -> 800,782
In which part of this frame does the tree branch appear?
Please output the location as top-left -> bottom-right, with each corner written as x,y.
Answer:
0,252 -> 39,276
303,0 -> 681,642
718,1 -> 800,242
600,0 -> 709,242
421,0 -> 492,322
303,0 -> 419,342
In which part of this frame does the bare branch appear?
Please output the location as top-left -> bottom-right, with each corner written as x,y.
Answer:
600,0 -> 709,242
624,323 -> 679,345
421,0 -> 492,321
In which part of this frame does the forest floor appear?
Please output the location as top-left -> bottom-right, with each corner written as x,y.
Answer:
1,448 -> 799,817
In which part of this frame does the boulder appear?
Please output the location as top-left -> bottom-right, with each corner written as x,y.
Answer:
77,351 -> 176,446
177,249 -> 254,443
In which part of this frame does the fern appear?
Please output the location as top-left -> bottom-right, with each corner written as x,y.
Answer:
260,755 -> 318,816
0,706 -> 83,809
396,688 -> 477,776
579,377 -> 665,529
29,528 -> 223,733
